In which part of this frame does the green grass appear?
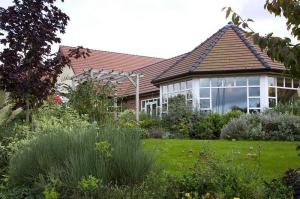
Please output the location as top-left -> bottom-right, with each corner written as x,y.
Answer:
144,139 -> 299,179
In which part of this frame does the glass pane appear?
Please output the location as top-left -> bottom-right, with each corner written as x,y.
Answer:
152,104 -> 157,116
224,77 -> 235,87
248,76 -> 260,86
278,88 -> 300,104
269,98 -> 276,108
142,101 -> 145,108
236,77 -> 247,86
187,80 -> 192,89
146,104 -> 151,114
249,98 -> 260,108
200,99 -> 210,109
200,78 -> 210,87
212,87 -> 247,114
180,82 -> 186,90
162,104 -> 167,112
163,94 -> 167,103
277,77 -> 284,87
168,84 -> 173,93
268,87 -> 276,97
293,80 -> 299,88
174,83 -> 180,92
285,78 -> 292,88
187,90 -> 193,99
187,100 -> 193,109
200,88 -> 210,98
268,77 -> 276,87
211,78 -> 223,87
249,87 -> 260,97
163,86 -> 168,94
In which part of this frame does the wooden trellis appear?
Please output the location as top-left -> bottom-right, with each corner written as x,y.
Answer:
71,68 -> 143,121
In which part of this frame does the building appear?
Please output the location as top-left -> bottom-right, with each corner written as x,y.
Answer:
59,23 -> 300,116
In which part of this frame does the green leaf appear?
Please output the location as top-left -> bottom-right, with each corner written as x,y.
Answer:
226,7 -> 232,18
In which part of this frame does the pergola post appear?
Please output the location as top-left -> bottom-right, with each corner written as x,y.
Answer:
136,74 -> 140,122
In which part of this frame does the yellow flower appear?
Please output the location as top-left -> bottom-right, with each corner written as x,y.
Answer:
185,192 -> 191,198
234,197 -> 240,199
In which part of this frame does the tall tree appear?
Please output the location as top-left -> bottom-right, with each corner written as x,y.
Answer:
0,0 -> 88,122
223,0 -> 300,77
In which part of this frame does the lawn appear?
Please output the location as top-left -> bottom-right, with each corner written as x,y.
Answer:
143,139 -> 300,179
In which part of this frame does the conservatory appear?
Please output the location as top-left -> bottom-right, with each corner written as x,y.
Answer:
152,23 -> 300,116
160,76 -> 300,115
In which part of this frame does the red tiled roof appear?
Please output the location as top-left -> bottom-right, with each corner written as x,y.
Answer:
59,46 -> 164,75
117,54 -> 186,96
153,23 -> 286,83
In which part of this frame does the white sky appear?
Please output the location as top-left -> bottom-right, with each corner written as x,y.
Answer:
1,0 -> 298,58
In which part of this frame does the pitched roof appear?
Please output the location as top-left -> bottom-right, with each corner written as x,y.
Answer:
59,45 -> 164,75
117,54 -> 186,96
153,23 -> 285,83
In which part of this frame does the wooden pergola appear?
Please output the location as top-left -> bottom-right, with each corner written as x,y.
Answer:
71,68 -> 143,121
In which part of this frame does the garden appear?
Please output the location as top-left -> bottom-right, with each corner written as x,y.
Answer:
0,79 -> 299,199
0,0 -> 299,198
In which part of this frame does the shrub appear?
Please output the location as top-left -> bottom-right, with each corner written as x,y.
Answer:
190,110 -> 243,139
273,100 -> 300,116
221,111 -> 300,141
8,124 -> 154,198
118,109 -> 138,128
139,112 -> 161,130
162,149 -> 293,199
163,95 -> 193,137
66,80 -> 114,124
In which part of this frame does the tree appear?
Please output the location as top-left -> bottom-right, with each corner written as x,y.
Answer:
223,0 -> 300,78
0,0 -> 89,122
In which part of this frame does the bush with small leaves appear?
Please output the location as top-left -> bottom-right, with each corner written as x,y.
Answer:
221,111 -> 300,141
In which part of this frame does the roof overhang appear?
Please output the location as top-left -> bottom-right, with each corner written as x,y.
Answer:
151,68 -> 286,86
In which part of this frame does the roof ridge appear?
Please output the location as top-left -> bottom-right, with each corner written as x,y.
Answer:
152,25 -> 230,82
230,26 -> 271,69
59,45 -> 164,60
189,25 -> 230,72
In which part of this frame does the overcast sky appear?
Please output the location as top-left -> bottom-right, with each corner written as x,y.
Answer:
1,0 -> 297,58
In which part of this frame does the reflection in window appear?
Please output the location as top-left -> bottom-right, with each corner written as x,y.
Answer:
187,80 -> 193,89
248,77 -> 260,86
285,78 -> 292,88
268,77 -> 276,87
224,78 -> 235,87
200,99 -> 210,109
200,78 -> 210,87
269,98 -> 276,108
212,88 -> 247,113
278,88 -> 300,104
249,98 -> 260,108
268,87 -> 276,97
277,77 -> 284,87
249,87 -> 260,97
294,80 -> 299,88
211,78 -> 223,87
200,88 -> 210,98
236,77 -> 247,86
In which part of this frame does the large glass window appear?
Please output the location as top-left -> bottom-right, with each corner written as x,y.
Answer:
212,87 -> 247,113
161,80 -> 193,114
199,76 -> 261,113
141,98 -> 160,116
268,76 -> 300,107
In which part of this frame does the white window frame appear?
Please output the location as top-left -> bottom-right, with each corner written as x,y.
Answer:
198,76 -> 262,113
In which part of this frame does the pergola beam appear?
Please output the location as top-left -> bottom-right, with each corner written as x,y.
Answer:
72,68 -> 143,121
